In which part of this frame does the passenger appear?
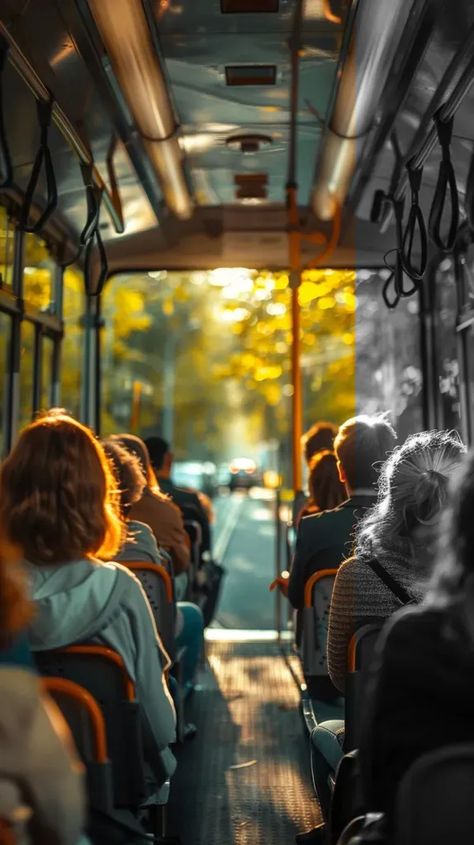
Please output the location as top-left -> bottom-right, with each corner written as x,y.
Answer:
104,439 -> 204,692
287,415 -> 397,612
102,438 -> 168,564
302,421 -> 338,465
145,435 -> 212,554
327,428 -> 465,693
0,534 -> 87,845
0,412 -> 177,788
296,450 -> 346,524
114,433 -> 191,576
359,440 -> 473,829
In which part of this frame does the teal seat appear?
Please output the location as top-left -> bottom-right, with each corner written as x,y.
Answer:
311,719 -> 345,771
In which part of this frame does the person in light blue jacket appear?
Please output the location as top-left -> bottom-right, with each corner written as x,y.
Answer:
0,410 -> 177,786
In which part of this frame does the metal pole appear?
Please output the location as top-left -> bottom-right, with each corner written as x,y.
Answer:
274,487 -> 282,640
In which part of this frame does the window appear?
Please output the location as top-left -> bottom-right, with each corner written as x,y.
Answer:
356,270 -> 423,440
434,257 -> 461,431
19,320 -> 35,429
23,233 -> 55,312
0,207 -> 15,288
0,311 -> 11,452
61,267 -> 85,417
101,269 -> 356,487
41,335 -> 55,411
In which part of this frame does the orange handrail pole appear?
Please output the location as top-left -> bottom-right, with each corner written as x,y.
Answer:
304,567 -> 338,607
347,632 -> 358,673
287,183 -> 303,495
42,676 -> 108,763
60,644 -> 136,701
124,560 -> 174,603
322,0 -> 342,25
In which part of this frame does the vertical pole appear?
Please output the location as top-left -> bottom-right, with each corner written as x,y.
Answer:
274,487 -> 282,640
290,263 -> 302,494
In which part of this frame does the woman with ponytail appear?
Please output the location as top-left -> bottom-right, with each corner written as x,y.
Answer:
360,446 -> 474,826
327,429 -> 465,693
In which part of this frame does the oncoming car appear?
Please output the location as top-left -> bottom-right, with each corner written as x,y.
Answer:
229,458 -> 260,491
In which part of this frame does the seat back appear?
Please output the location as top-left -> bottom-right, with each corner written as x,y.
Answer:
184,519 -> 202,568
42,676 -> 114,812
301,569 -> 338,677
123,561 -> 176,662
35,645 -> 147,809
395,744 -> 474,845
344,624 -> 382,751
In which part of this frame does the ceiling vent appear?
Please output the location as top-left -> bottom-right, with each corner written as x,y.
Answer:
221,0 -> 279,12
234,173 -> 268,199
225,65 -> 276,86
226,134 -> 273,153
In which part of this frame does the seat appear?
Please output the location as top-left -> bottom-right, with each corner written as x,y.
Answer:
183,519 -> 202,596
309,624 -> 381,823
35,645 -> 148,810
344,624 -> 382,752
301,569 -> 343,722
394,744 -> 474,845
42,676 -> 114,814
123,561 -> 177,662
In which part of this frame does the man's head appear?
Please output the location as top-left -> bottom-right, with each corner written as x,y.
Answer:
334,414 -> 397,493
302,421 -> 338,465
145,436 -> 172,476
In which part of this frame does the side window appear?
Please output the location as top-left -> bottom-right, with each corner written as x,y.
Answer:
356,269 -> 423,440
61,267 -> 85,417
434,257 -> 461,431
19,320 -> 35,429
0,311 -> 11,452
0,207 -> 15,289
23,233 -> 55,312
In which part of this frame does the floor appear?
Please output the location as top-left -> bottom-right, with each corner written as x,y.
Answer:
168,640 -> 321,845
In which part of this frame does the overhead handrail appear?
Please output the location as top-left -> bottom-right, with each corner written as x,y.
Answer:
0,37 -> 12,187
428,112 -> 459,252
19,97 -> 57,233
401,161 -> 427,280
0,22 -> 124,234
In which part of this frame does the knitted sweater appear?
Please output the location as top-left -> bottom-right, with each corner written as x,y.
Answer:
327,544 -> 421,693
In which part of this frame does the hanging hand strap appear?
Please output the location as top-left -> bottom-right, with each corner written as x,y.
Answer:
428,112 -> 459,251
19,97 -> 58,233
83,188 -> 108,296
0,37 -> 12,187
59,163 -> 102,268
401,162 -> 427,281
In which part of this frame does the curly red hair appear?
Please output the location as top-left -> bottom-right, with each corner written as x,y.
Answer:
0,412 -> 124,564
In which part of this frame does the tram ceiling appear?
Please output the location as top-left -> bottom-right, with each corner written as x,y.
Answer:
0,0 -> 474,270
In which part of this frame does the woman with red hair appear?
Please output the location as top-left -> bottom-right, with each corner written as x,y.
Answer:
0,410 -> 176,787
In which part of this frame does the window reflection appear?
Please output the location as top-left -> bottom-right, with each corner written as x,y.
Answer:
0,311 -> 11,452
61,268 -> 85,418
19,320 -> 35,429
41,335 -> 54,411
434,257 -> 461,431
356,270 -> 423,440
0,207 -> 14,288
23,233 -> 55,312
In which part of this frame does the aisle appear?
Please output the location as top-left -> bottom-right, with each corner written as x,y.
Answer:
168,640 -> 321,844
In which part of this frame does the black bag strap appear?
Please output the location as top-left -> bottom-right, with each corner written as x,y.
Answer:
366,558 -> 412,605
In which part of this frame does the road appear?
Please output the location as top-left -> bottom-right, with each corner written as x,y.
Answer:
211,489 -> 279,630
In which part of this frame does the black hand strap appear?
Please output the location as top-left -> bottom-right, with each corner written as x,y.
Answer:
0,37 -> 12,188
19,97 -> 58,233
366,558 -> 412,605
59,163 -> 102,268
428,112 -> 459,251
401,162 -> 427,281
83,188 -> 108,296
